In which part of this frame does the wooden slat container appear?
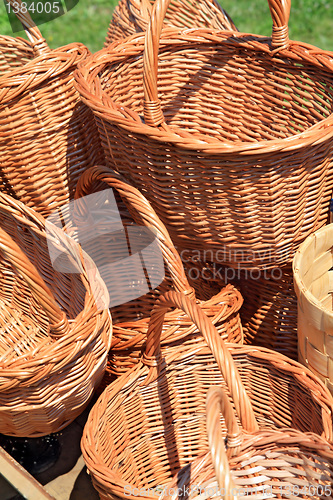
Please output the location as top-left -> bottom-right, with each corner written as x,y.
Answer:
293,224 -> 333,394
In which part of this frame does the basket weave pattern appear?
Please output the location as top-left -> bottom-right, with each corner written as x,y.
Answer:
81,291 -> 333,500
75,166 -> 243,385
0,193 -> 111,437
293,224 -> 333,395
161,387 -> 333,500
238,264 -> 298,361
106,0 -> 237,43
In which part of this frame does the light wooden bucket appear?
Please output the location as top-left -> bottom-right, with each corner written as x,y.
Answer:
293,224 -> 333,394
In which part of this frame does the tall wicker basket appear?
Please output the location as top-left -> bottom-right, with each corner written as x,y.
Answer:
106,0 -> 237,43
75,0 -> 333,269
0,0 -> 103,217
0,193 -> 111,437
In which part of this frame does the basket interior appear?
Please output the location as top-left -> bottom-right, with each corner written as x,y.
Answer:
173,444 -> 333,499
100,37 -> 333,143
0,208 -> 86,361
89,347 -> 330,491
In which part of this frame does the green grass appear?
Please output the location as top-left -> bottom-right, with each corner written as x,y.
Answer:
0,0 -> 332,53
220,0 -> 333,50
0,0 -> 117,53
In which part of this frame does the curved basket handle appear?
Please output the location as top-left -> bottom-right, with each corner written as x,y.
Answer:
142,0 -> 291,127
0,226 -> 70,338
75,165 -> 194,297
5,0 -> 50,55
144,290 -> 259,432
206,387 -> 241,500
268,0 -> 291,49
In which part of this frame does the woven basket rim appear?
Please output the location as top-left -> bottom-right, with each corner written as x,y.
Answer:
110,283 -> 243,350
0,41 -> 89,104
75,28 -> 333,155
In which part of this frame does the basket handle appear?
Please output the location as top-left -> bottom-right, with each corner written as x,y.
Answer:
5,0 -> 50,55
75,165 -> 194,297
206,386 -> 242,499
144,290 -> 259,432
0,226 -> 70,338
142,0 -> 291,127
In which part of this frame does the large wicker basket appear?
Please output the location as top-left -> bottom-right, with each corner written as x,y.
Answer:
75,0 -> 333,269
293,223 -> 333,395
161,386 -> 333,500
0,0 -> 103,217
81,291 -> 333,500
74,166 -> 243,386
0,193 -> 111,437
106,0 -> 237,43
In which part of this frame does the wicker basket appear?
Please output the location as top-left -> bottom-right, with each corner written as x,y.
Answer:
0,192 -> 112,437
0,0 -> 103,217
293,223 -> 333,395
161,386 -> 333,500
106,0 -> 237,43
75,0 -> 333,269
81,290 -> 333,500
74,166 -> 243,386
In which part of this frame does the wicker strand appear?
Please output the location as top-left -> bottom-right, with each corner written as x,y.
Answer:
206,387 -> 239,500
31,38 -> 50,56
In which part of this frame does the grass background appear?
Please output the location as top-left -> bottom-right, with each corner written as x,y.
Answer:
0,0 -> 332,53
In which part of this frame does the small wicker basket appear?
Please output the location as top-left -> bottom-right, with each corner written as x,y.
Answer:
0,193 -> 111,437
74,166 -> 243,386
